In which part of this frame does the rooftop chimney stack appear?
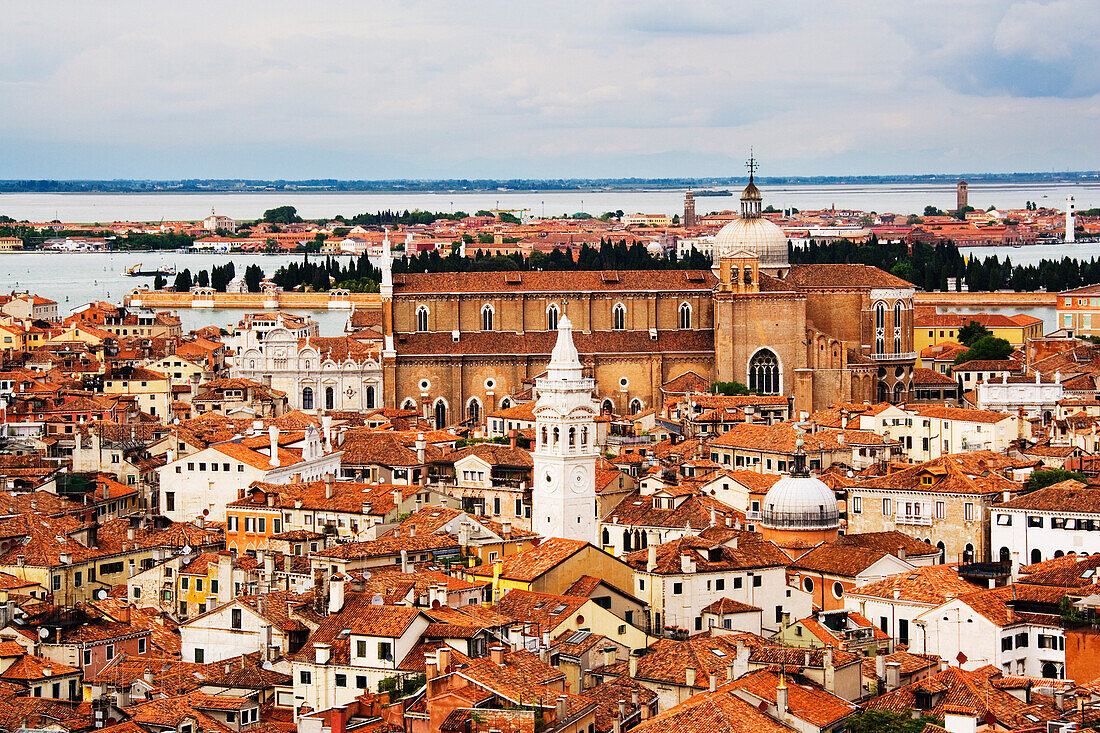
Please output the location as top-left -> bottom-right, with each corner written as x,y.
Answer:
268,425 -> 280,467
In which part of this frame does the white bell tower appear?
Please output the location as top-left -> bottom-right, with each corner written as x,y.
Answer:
531,315 -> 600,544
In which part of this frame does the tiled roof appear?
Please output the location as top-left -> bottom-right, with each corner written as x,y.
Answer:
996,480 -> 1100,513
860,650 -> 940,679
295,600 -> 424,666
622,532 -> 789,574
846,565 -> 981,605
701,597 -> 760,615
911,405 -> 1015,424
393,270 -> 716,295
311,533 -> 459,560
393,329 -> 714,357
603,491 -> 744,531
849,453 -> 1022,496
582,675 -> 658,732
710,422 -> 892,451
0,652 -> 79,681
467,537 -> 589,582
495,590 -> 588,630
912,368 -> 958,386
437,443 -> 533,468
661,371 -> 712,395
727,670 -> 858,728
784,264 -> 914,290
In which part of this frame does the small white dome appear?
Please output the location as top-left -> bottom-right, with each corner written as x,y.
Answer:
761,474 -> 840,530
713,217 -> 789,269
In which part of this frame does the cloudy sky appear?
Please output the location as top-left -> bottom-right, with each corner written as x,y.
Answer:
3,0 -> 1098,179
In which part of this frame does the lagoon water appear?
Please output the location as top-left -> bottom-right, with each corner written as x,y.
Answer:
2,181 -> 1100,223
4,183 -> 1100,336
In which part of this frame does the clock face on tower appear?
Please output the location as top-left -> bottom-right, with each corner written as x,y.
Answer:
569,466 -> 590,494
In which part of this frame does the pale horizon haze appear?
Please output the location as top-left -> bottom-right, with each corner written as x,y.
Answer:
4,1 -> 1100,180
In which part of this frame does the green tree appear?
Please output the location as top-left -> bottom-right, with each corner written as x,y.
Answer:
957,321 -> 992,347
953,336 -> 1013,366
924,205 -> 945,217
262,205 -> 302,224
153,273 -> 166,290
846,710 -> 943,733
859,214 -> 874,227
244,264 -> 264,293
906,214 -> 923,225
711,381 -> 751,396
173,269 -> 192,291
1024,468 -> 1086,494
889,262 -> 915,282
195,269 -> 210,288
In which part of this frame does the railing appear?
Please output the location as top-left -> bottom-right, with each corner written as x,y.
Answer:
894,510 -> 933,526
745,511 -> 762,521
869,351 -> 918,362
605,434 -> 655,446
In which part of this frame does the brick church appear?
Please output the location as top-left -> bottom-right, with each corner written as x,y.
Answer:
378,169 -> 917,428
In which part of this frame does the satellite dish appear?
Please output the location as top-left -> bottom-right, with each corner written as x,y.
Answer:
180,545 -> 193,555
95,589 -> 108,600
38,628 -> 49,639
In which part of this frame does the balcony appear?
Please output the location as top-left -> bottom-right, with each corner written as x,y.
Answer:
745,510 -> 762,522
895,512 -> 933,526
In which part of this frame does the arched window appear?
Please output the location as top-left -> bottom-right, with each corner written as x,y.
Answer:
467,398 -> 481,424
1055,550 -> 1065,559
679,303 -> 691,330
964,543 -> 975,563
893,301 -> 903,353
434,400 -> 447,429
892,382 -> 903,403
481,304 -> 494,332
569,427 -> 576,450
302,387 -> 314,410
416,306 -> 429,332
601,528 -> 610,546
743,267 -> 753,285
612,303 -> 625,331
623,530 -> 632,552
547,305 -> 559,331
325,386 -> 334,410
553,427 -> 560,446
500,397 -> 512,409
581,426 -> 588,448
401,398 -> 416,410
748,349 -> 780,395
541,426 -> 548,448
874,302 -> 886,355
366,386 -> 376,409
999,547 -> 1011,563
1031,548 -> 1042,564
602,399 -> 614,414
630,399 -> 643,415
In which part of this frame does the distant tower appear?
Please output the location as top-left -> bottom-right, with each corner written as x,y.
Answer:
1066,195 -> 1076,243
683,189 -> 696,228
531,315 -> 599,544
956,181 -> 968,212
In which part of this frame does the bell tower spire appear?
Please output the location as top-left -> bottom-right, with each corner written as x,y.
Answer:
740,150 -> 763,220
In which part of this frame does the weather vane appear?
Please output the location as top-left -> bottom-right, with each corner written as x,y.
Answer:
746,148 -> 758,180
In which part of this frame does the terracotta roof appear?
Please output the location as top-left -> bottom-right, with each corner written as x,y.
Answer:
726,670 -> 858,728
311,533 -> 459,560
849,453 -> 1023,496
622,532 -> 789,574
846,565 -> 981,604
701,597 -> 761,615
603,491 -> 744,531
496,590 -> 588,631
912,368 -> 958,386
394,329 -> 714,357
393,270 -> 716,295
995,480 -> 1100,513
437,443 -> 533,468
630,685 -> 794,733
468,537 -> 590,582
661,371 -> 713,395
785,264 -> 914,290
710,422 -> 892,452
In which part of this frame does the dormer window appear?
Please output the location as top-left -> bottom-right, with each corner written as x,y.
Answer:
921,475 -> 933,485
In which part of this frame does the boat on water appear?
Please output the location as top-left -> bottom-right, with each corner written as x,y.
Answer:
125,263 -> 176,277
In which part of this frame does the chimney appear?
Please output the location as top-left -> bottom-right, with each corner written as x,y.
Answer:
685,666 -> 696,688
324,473 -> 335,499
603,646 -> 616,668
329,575 -> 345,615
508,429 -> 518,448
629,651 -> 639,678
490,645 -> 505,666
501,520 -> 512,539
897,545 -> 906,561
776,675 -> 789,720
116,604 -> 131,624
437,646 -> 451,673
268,425 -> 280,467
315,643 -> 331,665
415,432 -> 427,464
875,653 -> 885,680
400,549 -> 410,574
646,540 -> 657,573
321,414 -> 333,450
943,709 -> 978,733
885,661 -> 901,691
425,653 -> 438,681
392,488 -> 402,511
708,672 -> 717,693
555,696 -> 567,723
143,669 -> 154,685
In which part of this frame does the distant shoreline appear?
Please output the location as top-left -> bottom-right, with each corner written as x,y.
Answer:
1,172 -> 1099,194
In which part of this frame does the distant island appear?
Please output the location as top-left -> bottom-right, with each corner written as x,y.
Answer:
0,171 -> 1098,194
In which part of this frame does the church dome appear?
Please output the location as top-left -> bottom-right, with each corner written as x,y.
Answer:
713,217 -> 789,268
761,474 -> 840,531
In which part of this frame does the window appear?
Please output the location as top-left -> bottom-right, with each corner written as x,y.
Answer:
673,582 -> 683,595
434,400 -> 447,429
852,496 -> 862,514
195,648 -> 205,663
679,302 -> 691,329
638,579 -> 645,591
335,673 -> 347,687
1028,515 -> 1043,528
894,301 -> 903,353
1002,636 -> 1013,651
326,386 -> 335,410
139,638 -> 147,654
467,398 -> 481,425
195,578 -> 203,592
613,303 -> 625,330
181,577 -> 189,590
228,516 -> 238,532
875,302 -> 886,354
356,675 -> 367,689
481,304 -> 494,331
300,671 -> 312,684
356,640 -> 366,657
715,579 -> 725,591
964,503 -> 975,523
232,608 -> 242,629
748,349 -> 780,395
75,571 -> 82,587
547,304 -> 559,331
882,498 -> 892,516
166,492 -> 175,512
416,306 -> 429,332
733,577 -> 743,589
936,501 -> 946,519
378,642 -> 393,661
752,575 -> 762,587
52,575 -> 61,591
1015,632 -> 1029,648
302,387 -> 314,410
258,518 -> 266,533
83,649 -> 91,666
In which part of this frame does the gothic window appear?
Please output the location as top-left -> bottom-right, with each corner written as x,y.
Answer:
481,304 -> 494,332
892,382 -> 903,403
601,399 -> 614,414
547,304 -> 559,331
748,349 -> 780,395
401,398 -> 415,410
894,301 -> 903,353
416,306 -> 429,332
679,303 -> 691,330
500,397 -> 512,409
302,387 -> 314,410
602,528 -> 610,546
434,400 -> 447,429
325,386 -> 334,410
366,386 -> 376,409
612,303 -> 625,331
467,398 -> 481,424
623,530 -> 632,552
874,302 -> 886,355
630,399 -> 643,415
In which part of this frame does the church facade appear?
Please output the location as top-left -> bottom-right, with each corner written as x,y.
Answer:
380,174 -> 916,426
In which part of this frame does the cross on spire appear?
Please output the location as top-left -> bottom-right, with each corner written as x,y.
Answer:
746,148 -> 758,181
